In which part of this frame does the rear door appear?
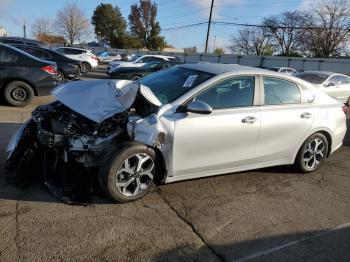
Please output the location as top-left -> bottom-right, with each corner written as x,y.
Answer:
331,75 -> 350,103
0,46 -> 21,82
255,76 -> 314,163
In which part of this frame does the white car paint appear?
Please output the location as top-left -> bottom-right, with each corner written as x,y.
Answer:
107,54 -> 176,73
54,47 -> 98,70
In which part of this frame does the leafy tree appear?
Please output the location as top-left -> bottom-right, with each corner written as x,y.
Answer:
91,4 -> 127,48
36,33 -> 65,45
128,0 -> 166,50
213,47 -> 225,56
56,2 -> 90,45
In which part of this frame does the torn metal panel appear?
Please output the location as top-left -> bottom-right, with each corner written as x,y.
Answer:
52,80 -> 139,123
127,114 -> 166,148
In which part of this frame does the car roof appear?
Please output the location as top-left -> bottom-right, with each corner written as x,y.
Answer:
179,63 -> 271,75
298,71 -> 336,76
141,54 -> 175,59
55,46 -> 89,51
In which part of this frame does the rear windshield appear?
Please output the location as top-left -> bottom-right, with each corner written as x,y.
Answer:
139,67 -> 213,104
295,73 -> 329,84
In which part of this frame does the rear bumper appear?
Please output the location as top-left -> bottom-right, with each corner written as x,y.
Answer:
35,76 -> 57,96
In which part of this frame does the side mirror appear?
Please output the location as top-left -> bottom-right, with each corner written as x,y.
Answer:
325,82 -> 335,87
185,100 -> 212,114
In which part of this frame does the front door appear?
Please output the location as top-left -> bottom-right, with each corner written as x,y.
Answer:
172,76 -> 261,177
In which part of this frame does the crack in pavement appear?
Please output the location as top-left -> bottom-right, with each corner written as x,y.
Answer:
156,188 -> 225,262
14,200 -> 20,261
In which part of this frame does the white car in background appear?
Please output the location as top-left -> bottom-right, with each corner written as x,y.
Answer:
54,47 -> 99,73
295,71 -> 350,104
107,54 -> 177,74
267,67 -> 297,75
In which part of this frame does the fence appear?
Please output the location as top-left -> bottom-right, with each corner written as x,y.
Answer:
91,47 -> 350,75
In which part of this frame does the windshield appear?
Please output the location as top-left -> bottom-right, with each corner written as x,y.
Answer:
139,67 -> 214,104
128,54 -> 142,62
295,73 -> 329,84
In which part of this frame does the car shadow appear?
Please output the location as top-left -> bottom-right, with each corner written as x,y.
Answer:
153,227 -> 350,261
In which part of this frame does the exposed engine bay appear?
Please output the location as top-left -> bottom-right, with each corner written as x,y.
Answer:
6,80 -> 165,204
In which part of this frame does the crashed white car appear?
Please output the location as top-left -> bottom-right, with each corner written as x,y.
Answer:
6,64 -> 347,203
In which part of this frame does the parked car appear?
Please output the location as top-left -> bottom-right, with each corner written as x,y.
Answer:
0,37 -> 48,48
97,51 -> 121,63
267,67 -> 297,74
13,44 -> 80,84
53,47 -> 98,73
108,61 -> 178,80
107,54 -> 177,74
6,63 -> 347,203
295,71 -> 350,104
0,44 -> 57,106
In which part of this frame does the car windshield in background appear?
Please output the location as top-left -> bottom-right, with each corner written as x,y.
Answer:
139,67 -> 213,104
296,73 -> 329,84
128,54 -> 142,62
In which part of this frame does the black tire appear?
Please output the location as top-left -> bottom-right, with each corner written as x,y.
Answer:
295,133 -> 328,173
3,81 -> 34,107
99,142 -> 157,203
131,75 -> 142,81
56,70 -> 65,84
80,62 -> 91,74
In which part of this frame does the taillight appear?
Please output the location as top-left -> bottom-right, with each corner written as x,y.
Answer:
91,56 -> 98,60
342,104 -> 348,114
42,65 -> 56,75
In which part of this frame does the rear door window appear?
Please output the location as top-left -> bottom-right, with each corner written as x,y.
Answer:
263,77 -> 301,105
24,47 -> 43,59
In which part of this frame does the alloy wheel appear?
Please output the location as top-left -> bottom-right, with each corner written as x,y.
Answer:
115,153 -> 155,197
302,138 -> 326,170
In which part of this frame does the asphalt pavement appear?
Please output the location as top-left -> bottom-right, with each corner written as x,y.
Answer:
0,66 -> 349,262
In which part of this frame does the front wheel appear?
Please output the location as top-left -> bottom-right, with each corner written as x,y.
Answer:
99,142 -> 156,203
295,133 -> 328,173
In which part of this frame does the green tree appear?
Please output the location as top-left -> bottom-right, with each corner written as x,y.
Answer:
213,47 -> 225,56
128,0 -> 166,50
91,3 -> 127,48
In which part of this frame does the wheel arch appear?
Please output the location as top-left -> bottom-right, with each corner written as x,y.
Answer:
0,78 -> 38,96
293,128 -> 333,162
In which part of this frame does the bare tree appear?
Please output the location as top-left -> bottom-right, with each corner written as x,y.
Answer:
32,17 -> 53,38
263,11 -> 307,56
230,27 -> 273,55
55,2 -> 89,45
300,0 -> 350,57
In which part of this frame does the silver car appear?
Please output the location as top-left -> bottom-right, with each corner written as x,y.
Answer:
6,64 -> 347,203
295,71 -> 350,104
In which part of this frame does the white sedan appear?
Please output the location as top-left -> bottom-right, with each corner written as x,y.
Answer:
295,71 -> 350,104
6,64 -> 348,203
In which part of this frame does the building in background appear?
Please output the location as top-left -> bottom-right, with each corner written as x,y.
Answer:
0,26 -> 8,37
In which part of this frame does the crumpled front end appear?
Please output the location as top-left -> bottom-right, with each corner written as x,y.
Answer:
5,80 -> 168,204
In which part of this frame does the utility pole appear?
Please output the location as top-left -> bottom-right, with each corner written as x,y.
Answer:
204,0 -> 214,53
23,20 -> 26,39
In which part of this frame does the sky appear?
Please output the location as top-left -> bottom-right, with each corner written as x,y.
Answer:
0,0 -> 319,52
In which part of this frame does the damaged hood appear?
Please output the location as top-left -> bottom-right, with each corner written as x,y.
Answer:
52,80 -> 161,123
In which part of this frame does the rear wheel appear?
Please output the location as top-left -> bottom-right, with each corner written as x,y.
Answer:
3,81 -> 34,107
99,142 -> 156,203
56,70 -> 65,84
295,133 -> 328,173
80,62 -> 91,74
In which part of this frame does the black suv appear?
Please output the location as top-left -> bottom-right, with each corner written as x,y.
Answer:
0,44 -> 58,107
13,45 -> 80,83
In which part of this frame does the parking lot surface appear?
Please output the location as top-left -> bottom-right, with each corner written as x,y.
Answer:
0,66 -> 349,261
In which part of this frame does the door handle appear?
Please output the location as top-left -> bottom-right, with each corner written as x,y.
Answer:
301,112 -> 312,119
242,116 -> 258,124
